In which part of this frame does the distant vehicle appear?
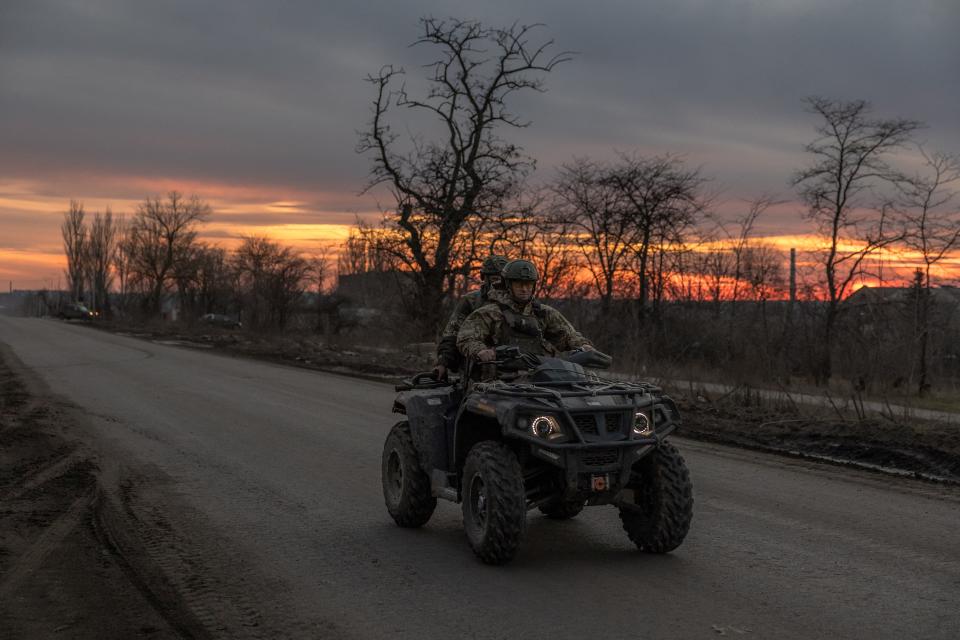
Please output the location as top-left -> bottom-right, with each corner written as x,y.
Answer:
59,302 -> 94,321
199,313 -> 242,329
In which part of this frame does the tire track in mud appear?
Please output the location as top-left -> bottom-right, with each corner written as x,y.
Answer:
2,343 -> 263,639
91,484 -> 213,640
0,449 -> 88,502
1,342 -> 174,637
93,466 -> 334,640
0,489 -> 94,601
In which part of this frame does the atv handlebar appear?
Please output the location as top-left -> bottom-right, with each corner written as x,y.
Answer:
475,346 -> 613,370
395,372 -> 453,391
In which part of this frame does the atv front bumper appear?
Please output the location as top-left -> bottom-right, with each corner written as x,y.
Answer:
529,424 -> 677,502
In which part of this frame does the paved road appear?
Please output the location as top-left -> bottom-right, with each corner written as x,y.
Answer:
3,316 -> 959,639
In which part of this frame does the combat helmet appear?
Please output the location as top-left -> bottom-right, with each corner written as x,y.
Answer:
501,259 -> 539,282
480,255 -> 509,276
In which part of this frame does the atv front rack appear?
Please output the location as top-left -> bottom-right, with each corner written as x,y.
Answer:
473,378 -> 661,400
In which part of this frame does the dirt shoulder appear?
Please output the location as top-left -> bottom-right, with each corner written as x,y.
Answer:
674,389 -> 960,483
0,344 -> 181,639
88,319 -> 960,484
99,320 -> 430,381
1,334 -> 332,639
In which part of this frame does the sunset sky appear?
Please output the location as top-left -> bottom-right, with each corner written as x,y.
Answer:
1,0 -> 958,290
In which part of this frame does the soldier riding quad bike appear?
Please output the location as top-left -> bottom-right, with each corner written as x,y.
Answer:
381,346 -> 694,565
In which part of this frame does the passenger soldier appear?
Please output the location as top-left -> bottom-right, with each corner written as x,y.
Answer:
457,259 -> 594,365
433,254 -> 509,379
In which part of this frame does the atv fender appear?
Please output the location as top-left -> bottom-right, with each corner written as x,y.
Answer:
453,401 -> 503,473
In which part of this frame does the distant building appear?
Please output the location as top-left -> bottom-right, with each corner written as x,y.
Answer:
846,284 -> 960,308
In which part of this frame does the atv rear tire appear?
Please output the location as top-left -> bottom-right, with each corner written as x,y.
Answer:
382,421 -> 436,528
461,442 -> 526,565
618,441 -> 693,553
538,499 -> 585,520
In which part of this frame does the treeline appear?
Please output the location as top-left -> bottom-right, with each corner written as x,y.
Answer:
59,192 -> 331,331
339,140 -> 960,397
347,18 -> 960,395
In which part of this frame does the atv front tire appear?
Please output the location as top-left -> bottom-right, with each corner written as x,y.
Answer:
461,442 -> 527,565
382,421 -> 436,527
538,499 -> 585,520
618,441 -> 693,553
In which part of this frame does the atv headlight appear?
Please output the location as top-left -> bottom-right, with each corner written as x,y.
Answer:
530,415 -> 563,440
632,411 -> 654,438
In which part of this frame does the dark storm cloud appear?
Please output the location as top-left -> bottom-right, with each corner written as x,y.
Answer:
1,0 -> 958,212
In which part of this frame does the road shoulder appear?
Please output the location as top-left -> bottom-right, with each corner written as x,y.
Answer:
0,343 -> 180,639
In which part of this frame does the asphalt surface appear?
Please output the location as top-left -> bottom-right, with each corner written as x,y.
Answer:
2,316 -> 959,639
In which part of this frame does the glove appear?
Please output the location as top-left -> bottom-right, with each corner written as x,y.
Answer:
476,348 -> 496,362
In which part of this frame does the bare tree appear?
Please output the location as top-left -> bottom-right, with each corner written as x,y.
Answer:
233,236 -> 310,330
700,242 -> 732,310
701,196 -> 783,349
337,226 -> 400,277
482,192 -> 582,299
712,196 -> 782,306
741,243 -> 786,303
127,192 -> 211,315
196,245 -> 232,316
529,215 -> 581,300
896,147 -> 960,395
87,208 -> 119,317
357,17 -> 570,335
310,247 -> 334,331
337,228 -> 371,278
113,216 -> 134,314
792,96 -> 922,383
604,153 -> 706,316
553,158 -> 631,310
310,247 -> 334,295
61,200 -> 87,303
173,244 -> 232,319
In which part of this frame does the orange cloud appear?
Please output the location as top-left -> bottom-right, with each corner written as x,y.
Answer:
4,174 -> 959,295
0,249 -> 65,289
0,174 -> 383,286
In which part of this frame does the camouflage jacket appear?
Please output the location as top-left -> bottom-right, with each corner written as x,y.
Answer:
436,288 -> 487,369
457,289 -> 592,359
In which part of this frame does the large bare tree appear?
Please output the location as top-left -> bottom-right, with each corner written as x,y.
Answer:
127,191 -> 211,315
357,17 -> 570,335
792,96 -> 921,383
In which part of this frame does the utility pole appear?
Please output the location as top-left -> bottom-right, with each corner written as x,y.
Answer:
789,248 -> 797,304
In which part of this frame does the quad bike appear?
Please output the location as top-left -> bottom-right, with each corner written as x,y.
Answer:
381,346 -> 693,564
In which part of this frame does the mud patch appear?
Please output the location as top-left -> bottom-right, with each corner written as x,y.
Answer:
0,347 -> 178,639
674,389 -> 960,483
